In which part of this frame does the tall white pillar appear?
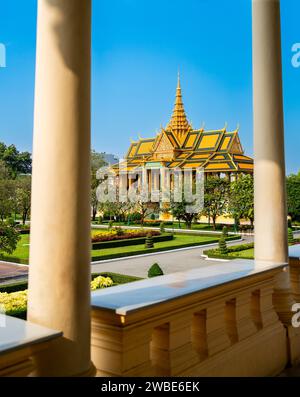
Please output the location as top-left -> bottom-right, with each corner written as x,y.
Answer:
252,0 -> 288,264
252,0 -> 296,330
28,0 -> 94,376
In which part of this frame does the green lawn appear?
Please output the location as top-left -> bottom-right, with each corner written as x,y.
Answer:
92,221 -> 236,232
226,248 -> 254,259
0,232 -> 227,264
91,234 -> 228,261
1,234 -> 30,264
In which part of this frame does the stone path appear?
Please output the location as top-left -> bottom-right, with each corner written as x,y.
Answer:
0,261 -> 28,285
0,236 -> 253,283
91,236 -> 253,278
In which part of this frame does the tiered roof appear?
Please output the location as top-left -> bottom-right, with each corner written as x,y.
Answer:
113,76 -> 253,174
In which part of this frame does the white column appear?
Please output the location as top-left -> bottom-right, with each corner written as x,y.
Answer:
252,0 -> 288,264
252,0 -> 295,326
28,0 -> 94,376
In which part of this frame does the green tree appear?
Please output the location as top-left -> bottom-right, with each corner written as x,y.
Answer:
0,142 -> 31,177
228,174 -> 254,228
169,198 -> 198,229
15,176 -> 31,225
0,160 -> 10,180
91,150 -> 107,221
0,179 -> 15,221
134,201 -> 159,225
202,176 -> 230,230
287,171 -> 300,221
0,223 -> 20,257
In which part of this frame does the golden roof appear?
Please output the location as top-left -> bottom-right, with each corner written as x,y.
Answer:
112,76 -> 253,174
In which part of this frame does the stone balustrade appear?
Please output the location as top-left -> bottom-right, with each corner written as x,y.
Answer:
0,316 -> 61,376
91,259 -> 295,377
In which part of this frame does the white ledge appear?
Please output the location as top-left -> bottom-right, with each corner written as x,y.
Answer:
289,244 -> 300,260
91,259 -> 285,315
0,316 -> 62,356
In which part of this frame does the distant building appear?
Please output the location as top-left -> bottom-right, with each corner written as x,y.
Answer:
112,74 -> 253,179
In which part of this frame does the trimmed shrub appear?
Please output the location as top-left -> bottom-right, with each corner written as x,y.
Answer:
160,222 -> 165,233
204,242 -> 254,259
288,228 -> 294,244
108,220 -> 114,229
145,233 -> 154,248
113,227 -> 124,236
218,236 -> 228,255
222,226 -> 228,237
148,263 -> 164,278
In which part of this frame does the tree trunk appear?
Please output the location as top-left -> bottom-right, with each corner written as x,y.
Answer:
212,216 -> 216,230
92,207 -> 97,222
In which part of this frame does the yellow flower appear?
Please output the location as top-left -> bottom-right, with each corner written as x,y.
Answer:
90,276 -> 113,291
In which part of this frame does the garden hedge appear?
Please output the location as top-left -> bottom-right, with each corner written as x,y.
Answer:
203,242 -> 254,260
92,233 -> 173,250
92,235 -> 241,262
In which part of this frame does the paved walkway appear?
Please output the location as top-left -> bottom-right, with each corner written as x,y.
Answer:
91,236 -> 253,278
0,261 -> 28,285
0,236 -> 253,283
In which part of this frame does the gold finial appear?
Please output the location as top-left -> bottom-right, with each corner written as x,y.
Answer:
236,122 -> 240,131
138,133 -> 142,140
224,122 -> 228,131
200,122 -> 205,130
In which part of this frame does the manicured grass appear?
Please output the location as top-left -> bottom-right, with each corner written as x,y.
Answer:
91,234 -> 238,261
0,231 -> 239,264
226,248 -> 254,259
0,234 -> 30,264
92,221 -> 236,232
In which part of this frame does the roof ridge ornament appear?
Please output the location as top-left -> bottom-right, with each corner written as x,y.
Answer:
166,73 -> 192,146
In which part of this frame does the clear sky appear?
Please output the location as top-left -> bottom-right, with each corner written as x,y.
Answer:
0,0 -> 299,174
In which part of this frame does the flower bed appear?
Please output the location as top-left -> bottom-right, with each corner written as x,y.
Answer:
0,272 -> 141,319
92,229 -> 161,243
0,290 -> 28,319
92,233 -> 173,250
0,276 -> 114,319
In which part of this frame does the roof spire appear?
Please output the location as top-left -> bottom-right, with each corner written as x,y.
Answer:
166,73 -> 192,146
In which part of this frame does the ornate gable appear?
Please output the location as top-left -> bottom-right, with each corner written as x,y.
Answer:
152,132 -> 175,161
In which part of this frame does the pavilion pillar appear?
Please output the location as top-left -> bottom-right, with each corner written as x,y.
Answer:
252,0 -> 296,336
28,0 -> 94,376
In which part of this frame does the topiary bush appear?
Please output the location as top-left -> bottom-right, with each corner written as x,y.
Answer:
160,222 -> 165,233
112,226 -> 124,236
218,236 -> 228,255
145,232 -> 154,248
288,228 -> 294,244
148,263 -> 164,278
222,226 -> 228,237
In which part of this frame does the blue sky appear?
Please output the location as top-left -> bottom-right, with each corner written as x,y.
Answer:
0,0 -> 299,174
